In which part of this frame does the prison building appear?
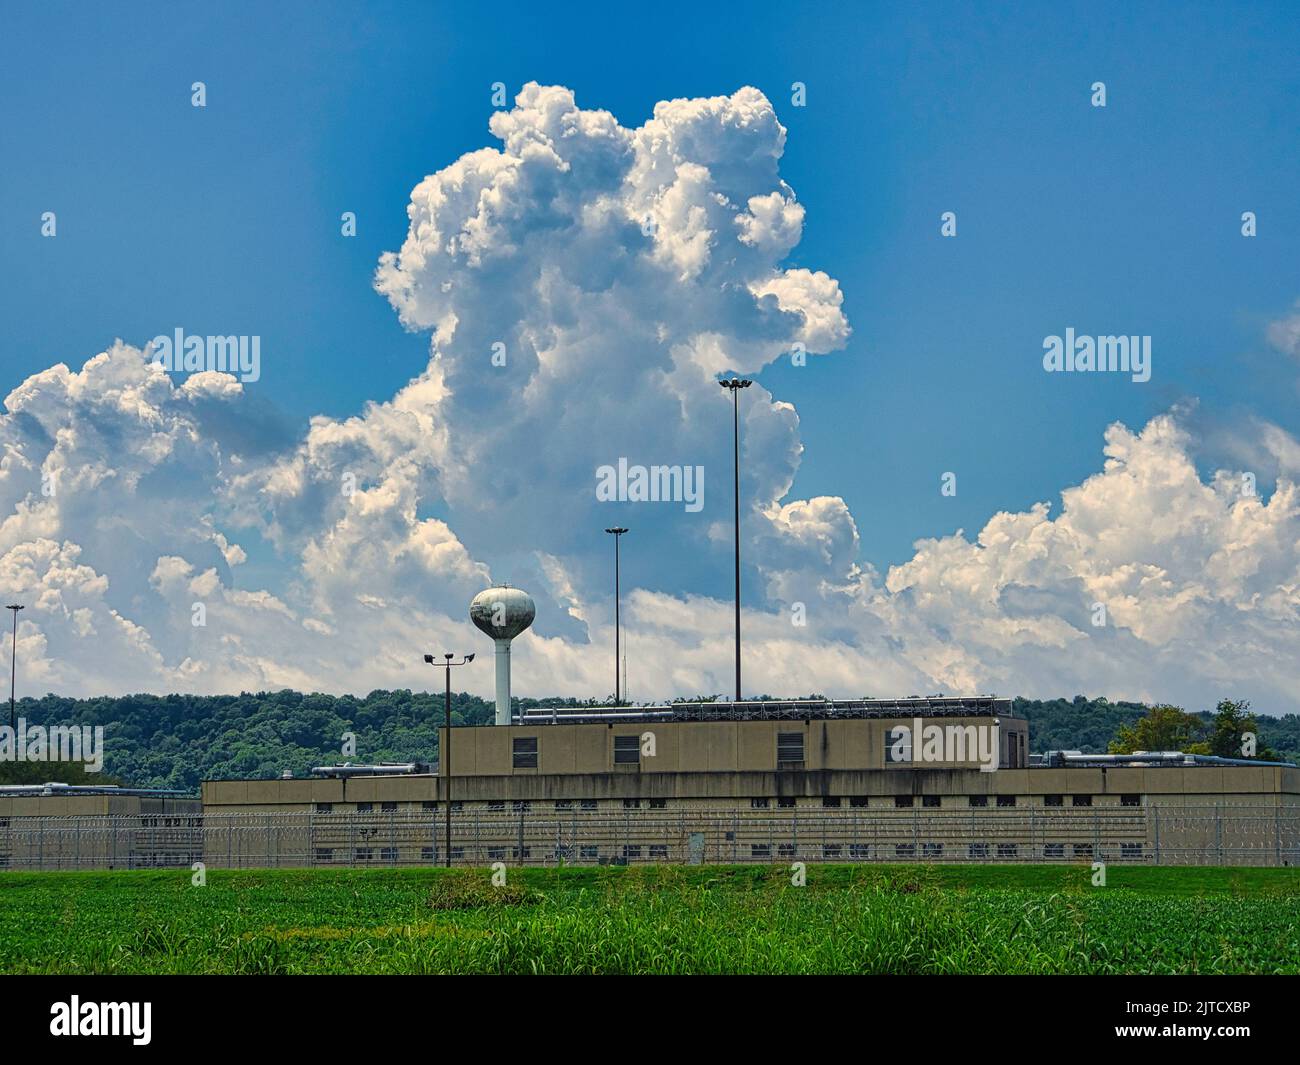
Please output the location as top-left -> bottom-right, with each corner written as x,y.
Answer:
0,784 -> 202,871
198,698 -> 1300,867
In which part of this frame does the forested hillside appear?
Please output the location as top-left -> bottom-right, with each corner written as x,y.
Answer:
4,691 -> 1298,790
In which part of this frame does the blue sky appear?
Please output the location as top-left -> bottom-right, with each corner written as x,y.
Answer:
1,1 -> 1298,707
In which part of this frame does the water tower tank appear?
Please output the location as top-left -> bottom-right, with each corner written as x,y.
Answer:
470,585 -> 536,725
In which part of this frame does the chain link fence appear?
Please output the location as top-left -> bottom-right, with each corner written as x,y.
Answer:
1,805 -> 1298,870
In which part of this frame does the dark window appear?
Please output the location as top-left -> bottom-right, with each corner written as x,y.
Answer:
822,796 -> 841,808
751,797 -> 770,809
968,795 -> 988,808
356,847 -> 374,861
850,796 -> 869,808
777,731 -> 805,767
421,801 -> 437,811
1073,843 -> 1093,859
580,799 -> 597,811
315,802 -> 333,814
894,795 -> 914,808
487,847 -> 506,860
649,844 -> 668,860
997,795 -> 1016,808
450,846 -> 464,859
381,801 -> 398,812
997,843 -> 1018,859
969,843 -> 989,859
1044,795 -> 1063,807
1121,794 -> 1141,807
822,844 -> 842,859
315,848 -> 334,862
622,845 -> 642,860
850,843 -> 870,859
512,736 -> 538,769
451,801 -> 464,812
356,802 -> 373,814
895,843 -> 916,858
511,846 -> 530,860
580,846 -> 598,860
922,795 -> 940,808
622,799 -> 640,809
1121,843 -> 1143,860
555,799 -> 573,810
613,735 -> 641,765
1072,794 -> 1092,807
777,796 -> 796,809
648,799 -> 667,809
1044,843 -> 1065,859
751,844 -> 771,859
421,847 -> 435,861
777,843 -> 796,858
487,800 -> 505,811
922,842 -> 943,858
511,800 -> 531,812
381,847 -> 398,861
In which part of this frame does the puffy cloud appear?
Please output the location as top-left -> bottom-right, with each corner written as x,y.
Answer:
1,85 -> 1297,721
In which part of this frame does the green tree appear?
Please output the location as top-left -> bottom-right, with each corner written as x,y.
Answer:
1206,698 -> 1275,759
1108,705 -> 1205,754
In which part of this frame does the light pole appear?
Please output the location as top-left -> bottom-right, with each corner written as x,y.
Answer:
718,378 -> 751,703
424,652 -> 474,868
6,604 -> 22,730
604,527 -> 627,704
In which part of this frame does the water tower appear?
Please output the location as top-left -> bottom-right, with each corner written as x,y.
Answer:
469,584 -> 536,725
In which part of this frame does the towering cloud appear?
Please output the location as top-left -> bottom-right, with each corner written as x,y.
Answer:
1,85 -> 1297,714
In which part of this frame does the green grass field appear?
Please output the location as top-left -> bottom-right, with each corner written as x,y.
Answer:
2,864 -> 1298,974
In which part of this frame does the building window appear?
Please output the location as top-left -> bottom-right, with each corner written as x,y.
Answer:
1044,795 -> 1063,807
850,796 -> 869,808
623,845 -> 642,860
822,796 -> 841,809
777,796 -> 796,809
1072,794 -> 1092,807
997,795 -> 1016,808
895,843 -> 916,858
969,795 -> 988,808
555,799 -> 573,810
922,842 -> 943,858
512,847 -> 531,860
969,843 -> 989,859
613,735 -> 641,765
512,736 -> 538,769
622,799 -> 640,810
487,800 -> 505,811
356,847 -> 374,861
512,800 -> 531,812
1121,793 -> 1141,807
648,799 -> 667,809
450,847 -> 464,860
649,844 -> 668,860
381,847 -> 398,861
1073,844 -> 1093,859
997,843 -> 1018,859
580,799 -> 597,811
421,847 -> 435,861
315,848 -> 334,862
922,795 -> 940,808
421,801 -> 437,811
1121,843 -> 1142,860
580,846 -> 598,860
315,802 -> 333,814
823,844 -> 843,859
1044,843 -> 1065,859
357,802 -> 374,814
777,843 -> 796,858
751,797 -> 770,809
849,843 -> 870,859
487,847 -> 506,860
777,732 -> 805,768
381,801 -> 398,813
751,844 -> 771,859
894,795 -> 913,808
